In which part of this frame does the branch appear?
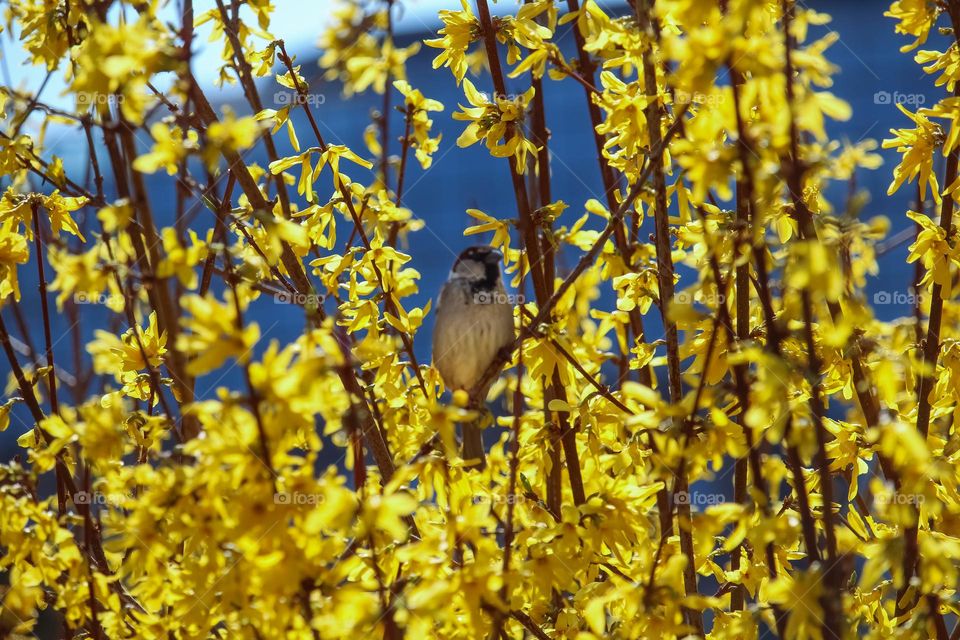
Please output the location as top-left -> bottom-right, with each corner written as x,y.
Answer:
467,106 -> 689,405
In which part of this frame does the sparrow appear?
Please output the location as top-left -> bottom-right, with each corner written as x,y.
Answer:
432,245 -> 515,467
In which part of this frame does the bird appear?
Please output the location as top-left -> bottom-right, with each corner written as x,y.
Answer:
432,245 -> 515,468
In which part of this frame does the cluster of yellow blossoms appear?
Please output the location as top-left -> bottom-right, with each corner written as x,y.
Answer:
1,0 -> 960,638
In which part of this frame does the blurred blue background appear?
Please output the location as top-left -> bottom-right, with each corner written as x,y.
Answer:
0,0 -> 942,456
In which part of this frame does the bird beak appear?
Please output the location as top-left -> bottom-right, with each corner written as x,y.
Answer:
486,249 -> 503,264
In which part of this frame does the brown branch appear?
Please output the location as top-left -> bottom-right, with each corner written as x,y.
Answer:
490,270 -> 527,639
720,0 -> 756,608
386,104 -> 415,247
475,0 -> 575,510
467,106 -> 688,407
634,0 -> 700,631
898,0 -> 960,618
30,202 -> 59,415
508,610 -> 551,640
274,41 -> 429,397
474,0 -> 549,303
214,0 -> 298,229
562,0 -> 655,394
779,4 -> 846,635
186,75 -> 314,299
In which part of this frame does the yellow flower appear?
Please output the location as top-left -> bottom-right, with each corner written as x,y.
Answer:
394,80 -> 445,169
157,228 -> 207,289
883,103 -> 943,204
453,79 -> 539,173
69,15 -> 180,124
344,38 -> 421,95
87,311 -> 168,402
177,292 -> 261,376
47,245 -> 112,310
885,0 -> 939,51
202,108 -> 267,170
133,123 -> 199,176
0,220 -> 28,302
425,0 -> 481,84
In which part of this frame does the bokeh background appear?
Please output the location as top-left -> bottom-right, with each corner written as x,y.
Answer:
0,0 -> 941,460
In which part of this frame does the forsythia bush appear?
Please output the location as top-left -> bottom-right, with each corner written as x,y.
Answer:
1,0 -> 960,637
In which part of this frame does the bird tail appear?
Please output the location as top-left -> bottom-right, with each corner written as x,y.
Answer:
461,420 -> 486,469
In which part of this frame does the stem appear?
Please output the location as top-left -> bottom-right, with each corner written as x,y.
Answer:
186,76 -> 314,299
508,610 -> 551,640
395,107 -> 413,207
379,0 -> 395,193
0,312 -> 113,571
468,108 -> 688,404
214,0 -> 297,226
82,464 -> 106,640
634,0 -> 699,630
31,202 -> 59,415
386,104 -> 414,247
723,13 -> 753,608
930,595 -> 950,640
474,0 -> 549,303
274,42 -> 429,397
696,203 -> 785,612
718,11 -> 830,630
899,0 -> 960,609
475,0 -> 579,509
779,4 -> 848,635
564,0 -> 653,391
524,3 -> 586,505
490,271 -> 527,639
218,223 -> 278,487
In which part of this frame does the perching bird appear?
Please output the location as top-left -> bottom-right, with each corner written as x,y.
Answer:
432,245 -> 515,467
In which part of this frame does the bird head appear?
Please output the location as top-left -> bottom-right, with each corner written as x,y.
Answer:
451,245 -> 503,282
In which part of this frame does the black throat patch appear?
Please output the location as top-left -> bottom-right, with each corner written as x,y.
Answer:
469,262 -> 500,298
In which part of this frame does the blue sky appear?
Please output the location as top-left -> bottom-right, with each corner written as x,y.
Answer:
1,0 -> 500,106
